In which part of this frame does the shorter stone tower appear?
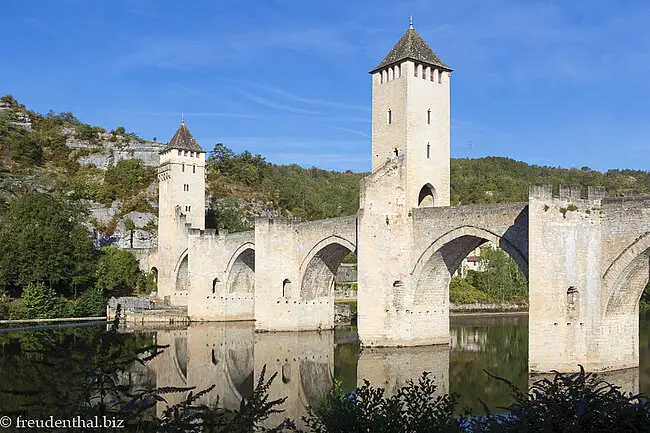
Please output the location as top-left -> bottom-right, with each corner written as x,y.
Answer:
156,119 -> 206,301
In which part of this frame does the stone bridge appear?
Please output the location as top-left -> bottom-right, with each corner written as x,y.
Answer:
146,24 -> 650,374
185,215 -> 357,331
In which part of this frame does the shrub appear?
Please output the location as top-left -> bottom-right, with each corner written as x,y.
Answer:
95,247 -> 142,298
14,283 -> 61,319
304,373 -> 463,433
467,367 -> 650,432
74,288 -> 106,317
449,276 -> 492,304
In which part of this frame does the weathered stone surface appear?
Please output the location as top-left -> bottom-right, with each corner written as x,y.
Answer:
63,127 -> 164,168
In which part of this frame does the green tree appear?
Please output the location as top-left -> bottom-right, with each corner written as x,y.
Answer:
0,193 -> 96,296
14,283 -> 62,319
0,109 -> 43,166
100,159 -> 155,204
94,246 -> 142,297
73,288 -> 106,317
474,245 -> 528,303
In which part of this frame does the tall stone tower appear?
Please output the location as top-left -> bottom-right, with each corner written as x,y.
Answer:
370,20 -> 452,208
358,22 -> 453,347
156,120 -> 206,301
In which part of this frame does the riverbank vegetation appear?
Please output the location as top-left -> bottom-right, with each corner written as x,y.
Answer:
0,318 -> 648,432
0,192 -> 154,320
450,245 -> 528,305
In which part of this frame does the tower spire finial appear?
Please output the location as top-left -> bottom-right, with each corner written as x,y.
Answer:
409,14 -> 413,29
181,112 -> 184,125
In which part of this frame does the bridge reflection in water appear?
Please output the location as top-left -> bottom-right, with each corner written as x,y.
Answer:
145,317 -> 645,426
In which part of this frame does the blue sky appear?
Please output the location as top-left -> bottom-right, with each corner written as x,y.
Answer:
2,0 -> 649,172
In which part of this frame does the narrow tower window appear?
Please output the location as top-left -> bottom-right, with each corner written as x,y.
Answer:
414,63 -> 418,77
387,109 -> 392,124
282,279 -> 292,297
438,71 -> 442,84
427,109 -> 431,124
394,64 -> 400,78
182,163 -> 185,172
427,143 -> 430,159
193,165 -> 196,174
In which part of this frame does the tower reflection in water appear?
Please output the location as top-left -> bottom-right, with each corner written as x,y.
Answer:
146,320 -> 641,425
147,322 -> 450,428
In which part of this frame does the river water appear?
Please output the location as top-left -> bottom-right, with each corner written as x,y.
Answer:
0,311 -> 648,424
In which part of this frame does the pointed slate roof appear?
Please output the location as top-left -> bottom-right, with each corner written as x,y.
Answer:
160,121 -> 204,154
371,27 -> 452,73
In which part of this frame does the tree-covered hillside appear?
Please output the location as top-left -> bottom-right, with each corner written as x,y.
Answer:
2,93 -> 649,232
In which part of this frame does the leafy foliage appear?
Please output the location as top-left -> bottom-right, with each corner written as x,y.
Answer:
641,281 -> 650,309
12,283 -> 62,319
450,157 -> 650,205
466,366 -> 650,432
101,159 -> 156,205
0,192 -> 96,296
451,245 -> 528,304
206,143 -> 364,230
95,246 -> 146,298
0,312 -> 293,432
304,374 -> 462,433
73,288 -> 107,317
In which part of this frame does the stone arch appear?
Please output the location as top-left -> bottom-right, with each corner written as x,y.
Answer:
174,251 -> 189,292
172,336 -> 188,384
225,243 -> 255,294
418,184 -> 437,207
298,359 -> 333,408
411,225 -> 528,307
225,346 -> 254,401
299,236 -> 356,301
602,232 -> 650,317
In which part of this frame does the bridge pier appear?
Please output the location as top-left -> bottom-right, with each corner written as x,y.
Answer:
529,185 -> 650,373
254,216 -> 356,332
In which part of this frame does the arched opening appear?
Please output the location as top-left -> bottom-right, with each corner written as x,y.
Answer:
150,267 -> 158,284
227,346 -> 254,401
282,279 -> 292,298
226,248 -> 255,293
600,235 -> 650,370
212,277 -> 220,294
282,363 -> 292,384
175,255 -> 189,291
173,336 -> 188,382
412,227 -> 528,315
300,238 -> 355,301
387,109 -> 392,124
299,360 -> 332,408
418,184 -> 437,207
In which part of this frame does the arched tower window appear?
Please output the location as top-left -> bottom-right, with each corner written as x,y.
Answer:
414,63 -> 418,77
193,165 -> 196,174
388,67 -> 393,81
438,71 -> 442,84
427,109 -> 431,125
426,143 -> 430,159
182,163 -> 185,172
418,184 -> 436,207
394,64 -> 400,78
387,109 -> 392,124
